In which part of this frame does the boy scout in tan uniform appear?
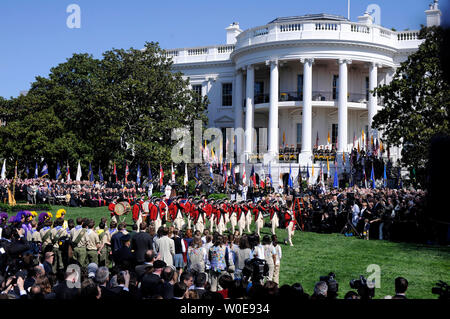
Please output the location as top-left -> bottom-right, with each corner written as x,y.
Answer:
70,218 -> 88,268
51,218 -> 69,273
98,222 -> 117,268
85,220 -> 101,265
27,221 -> 42,243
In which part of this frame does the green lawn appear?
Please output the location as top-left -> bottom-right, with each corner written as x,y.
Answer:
11,205 -> 450,299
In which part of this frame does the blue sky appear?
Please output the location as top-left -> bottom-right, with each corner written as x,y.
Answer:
0,0 -> 446,98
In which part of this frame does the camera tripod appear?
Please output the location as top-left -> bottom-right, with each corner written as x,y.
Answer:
340,209 -> 361,237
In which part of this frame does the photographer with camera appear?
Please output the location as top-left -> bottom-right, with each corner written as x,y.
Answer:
349,275 -> 376,300
318,272 -> 339,299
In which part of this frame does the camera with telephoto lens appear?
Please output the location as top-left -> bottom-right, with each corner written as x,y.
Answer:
432,281 -> 450,300
319,272 -> 339,299
349,275 -> 375,299
242,258 -> 269,283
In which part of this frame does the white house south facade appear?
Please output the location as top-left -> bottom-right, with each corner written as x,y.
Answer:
166,3 -> 442,186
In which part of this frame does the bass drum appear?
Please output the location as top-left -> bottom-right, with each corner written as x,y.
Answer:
114,201 -> 132,215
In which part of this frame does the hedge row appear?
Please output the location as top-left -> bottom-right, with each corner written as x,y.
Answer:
0,203 -> 52,214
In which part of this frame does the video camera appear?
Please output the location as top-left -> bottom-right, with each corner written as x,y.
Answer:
349,275 -> 375,299
319,272 -> 339,299
432,280 -> 450,300
242,258 -> 269,283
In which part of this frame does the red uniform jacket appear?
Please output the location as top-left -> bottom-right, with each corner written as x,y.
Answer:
255,205 -> 266,222
149,203 -> 158,221
159,201 -> 168,219
204,203 -> 213,219
108,203 -> 116,217
169,202 -> 178,221
132,204 -> 140,221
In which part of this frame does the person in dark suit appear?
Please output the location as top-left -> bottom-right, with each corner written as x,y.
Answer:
140,260 -> 166,298
193,272 -> 208,298
135,250 -> 155,280
156,266 -> 175,299
111,223 -> 126,252
112,234 -> 135,270
393,277 -> 408,299
131,222 -> 153,264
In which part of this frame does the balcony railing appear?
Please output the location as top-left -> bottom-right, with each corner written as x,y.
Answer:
243,91 -> 383,106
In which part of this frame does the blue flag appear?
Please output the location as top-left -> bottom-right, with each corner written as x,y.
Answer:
34,162 -> 38,179
231,164 -> 236,185
56,163 -> 61,180
99,167 -> 104,182
268,162 -> 273,187
333,163 -> 338,189
137,164 -> 141,185
40,163 -> 48,177
306,164 -> 310,180
209,163 -> 214,185
250,164 -> 256,187
194,166 -> 199,183
371,163 -> 376,189
148,163 -> 152,181
383,162 -> 387,188
288,163 -> 293,188
89,163 -> 94,182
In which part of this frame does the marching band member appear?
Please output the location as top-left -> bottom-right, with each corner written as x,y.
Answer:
270,201 -> 280,235
194,201 -> 205,234
237,202 -> 247,236
229,200 -> 238,233
254,200 -> 266,237
284,202 -> 296,247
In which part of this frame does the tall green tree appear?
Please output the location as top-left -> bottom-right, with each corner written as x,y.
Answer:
372,26 -> 450,185
0,42 -> 208,178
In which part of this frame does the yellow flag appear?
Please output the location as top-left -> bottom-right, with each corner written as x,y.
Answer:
371,135 -> 374,146
380,140 -> 384,152
327,131 -> 330,144
282,131 -> 286,146
357,141 -> 360,153
312,164 -> 314,179
362,129 -> 365,143
327,157 -> 330,174
343,151 -> 346,163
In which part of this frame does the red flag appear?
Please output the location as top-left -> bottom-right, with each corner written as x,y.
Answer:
125,163 -> 129,183
113,162 -> 118,182
159,163 -> 164,186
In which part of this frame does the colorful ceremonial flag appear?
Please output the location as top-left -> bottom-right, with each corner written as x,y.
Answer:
268,162 -> 273,187
148,163 -> 152,181
327,157 -> 330,175
282,131 -> 286,148
125,163 -> 129,183
66,162 -> 71,182
88,163 -> 94,182
1,160 -> 6,180
333,160 -> 338,189
184,163 -> 188,187
56,163 -> 61,180
371,163 -> 376,189
260,164 -> 266,188
194,166 -> 199,184
343,151 -> 346,164
251,164 -> 256,187
113,162 -> 118,182
209,163 -> 214,185
383,162 -> 387,188
231,163 -> 236,185
306,164 -> 310,185
159,163 -> 164,186
35,162 -> 38,179
171,163 -> 175,183
242,164 -> 246,185
41,163 -> 49,178
327,131 -> 331,145
357,141 -> 360,153
99,167 -> 104,182
312,164 -> 315,184
288,163 -> 293,188
137,164 -> 141,185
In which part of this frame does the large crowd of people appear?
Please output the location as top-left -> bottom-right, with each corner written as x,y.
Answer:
0,172 -> 442,301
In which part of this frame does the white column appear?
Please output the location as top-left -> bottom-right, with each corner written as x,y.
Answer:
368,62 -> 379,137
338,59 -> 351,153
234,70 -> 244,130
267,59 -> 279,158
301,58 -> 314,155
245,65 -> 254,158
